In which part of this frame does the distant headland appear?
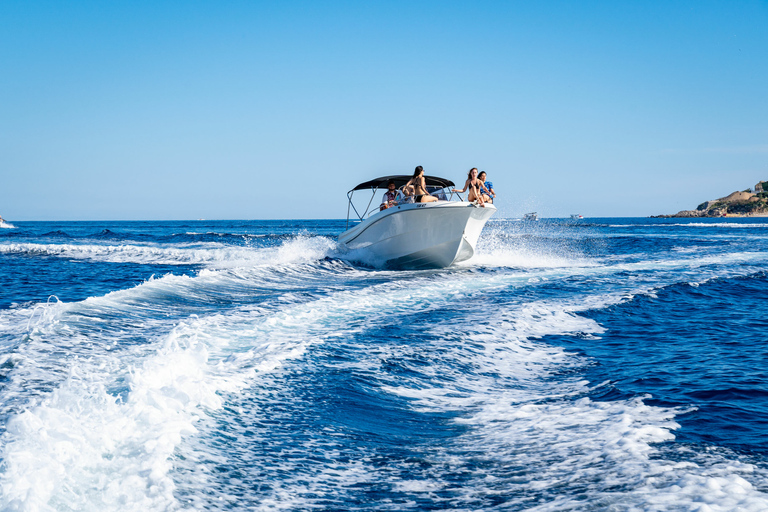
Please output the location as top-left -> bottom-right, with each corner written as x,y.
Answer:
653,180 -> 768,218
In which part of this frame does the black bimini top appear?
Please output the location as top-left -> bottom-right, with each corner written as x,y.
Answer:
350,175 -> 455,192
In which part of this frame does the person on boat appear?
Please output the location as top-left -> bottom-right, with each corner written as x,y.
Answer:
452,168 -> 488,207
406,166 -> 438,203
400,183 -> 415,203
380,179 -> 404,210
478,171 -> 495,203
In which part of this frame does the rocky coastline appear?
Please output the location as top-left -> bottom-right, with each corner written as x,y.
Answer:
652,181 -> 768,218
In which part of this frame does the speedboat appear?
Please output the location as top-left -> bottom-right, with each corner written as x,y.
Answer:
523,212 -> 538,221
570,214 -> 583,220
339,175 -> 496,269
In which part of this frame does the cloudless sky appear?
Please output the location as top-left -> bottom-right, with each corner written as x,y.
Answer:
1,0 -> 766,220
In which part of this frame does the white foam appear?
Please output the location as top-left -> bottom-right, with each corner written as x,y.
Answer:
468,242 -> 598,269
377,298 -> 768,510
1,267 -> 517,509
6,263 -> 603,507
673,222 -> 768,228
0,236 -> 337,268
464,226 -> 600,269
0,221 -> 15,229
0,304 -> 320,510
609,223 -> 768,228
2,235 -> 768,510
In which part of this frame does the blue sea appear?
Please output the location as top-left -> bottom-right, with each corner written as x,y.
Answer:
1,217 -> 768,511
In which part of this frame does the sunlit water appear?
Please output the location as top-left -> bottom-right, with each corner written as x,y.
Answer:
1,218 -> 767,511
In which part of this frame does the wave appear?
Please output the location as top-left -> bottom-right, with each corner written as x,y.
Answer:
0,221 -> 16,229
466,225 -> 600,269
0,262 -> 510,509
675,222 -> 768,228
2,248 -> 768,509
610,223 -> 768,228
0,236 -> 337,268
3,223 -> 768,509
376,298 -> 768,510
181,232 -> 267,239
41,230 -> 72,238
469,240 -> 599,269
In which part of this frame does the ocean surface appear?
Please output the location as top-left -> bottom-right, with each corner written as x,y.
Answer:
1,217 -> 768,511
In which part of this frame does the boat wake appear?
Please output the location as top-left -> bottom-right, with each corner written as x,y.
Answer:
0,236 -> 339,269
2,219 -> 768,510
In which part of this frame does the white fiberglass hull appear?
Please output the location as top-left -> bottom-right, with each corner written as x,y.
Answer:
339,201 -> 496,269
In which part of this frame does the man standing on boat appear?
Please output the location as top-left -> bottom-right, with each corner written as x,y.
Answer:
380,179 -> 404,210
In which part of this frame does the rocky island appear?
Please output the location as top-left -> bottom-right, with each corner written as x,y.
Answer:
654,180 -> 768,218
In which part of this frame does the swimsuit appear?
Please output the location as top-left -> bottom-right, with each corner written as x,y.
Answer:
468,180 -> 486,201
409,177 -> 429,202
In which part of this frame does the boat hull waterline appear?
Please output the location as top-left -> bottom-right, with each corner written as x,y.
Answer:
339,202 -> 496,269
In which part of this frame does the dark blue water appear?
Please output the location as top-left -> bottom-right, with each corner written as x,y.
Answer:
1,218 -> 768,510
572,273 -> 768,453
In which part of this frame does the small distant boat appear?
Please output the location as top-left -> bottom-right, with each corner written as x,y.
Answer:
339,175 -> 496,269
523,212 -> 538,221
0,214 -> 13,229
570,214 -> 583,220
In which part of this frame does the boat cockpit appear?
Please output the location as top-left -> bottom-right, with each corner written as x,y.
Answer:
344,175 -> 463,229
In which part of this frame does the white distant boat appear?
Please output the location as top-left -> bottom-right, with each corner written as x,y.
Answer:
339,175 -> 496,269
523,212 -> 538,221
570,214 -> 583,220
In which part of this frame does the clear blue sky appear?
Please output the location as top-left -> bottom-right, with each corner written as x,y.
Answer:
1,0 -> 766,220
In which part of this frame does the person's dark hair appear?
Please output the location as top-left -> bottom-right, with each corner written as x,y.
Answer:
387,179 -> 396,186
413,166 -> 424,178
478,171 -> 486,180
467,168 -> 478,180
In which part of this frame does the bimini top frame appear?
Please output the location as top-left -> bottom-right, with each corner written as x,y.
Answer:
345,175 -> 459,229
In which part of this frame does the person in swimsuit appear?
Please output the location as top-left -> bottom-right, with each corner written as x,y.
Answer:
478,171 -> 495,203
452,168 -> 488,207
406,166 -> 438,203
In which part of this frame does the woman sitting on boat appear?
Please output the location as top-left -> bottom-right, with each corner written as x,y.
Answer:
452,168 -> 489,207
406,166 -> 438,203
478,171 -> 495,204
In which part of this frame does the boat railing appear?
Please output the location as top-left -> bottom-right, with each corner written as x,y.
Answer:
451,190 -> 466,202
345,186 -> 465,229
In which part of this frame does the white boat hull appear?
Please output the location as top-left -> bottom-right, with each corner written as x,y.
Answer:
339,201 -> 496,269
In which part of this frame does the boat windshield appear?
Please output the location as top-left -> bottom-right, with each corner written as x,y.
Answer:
344,175 -> 463,228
